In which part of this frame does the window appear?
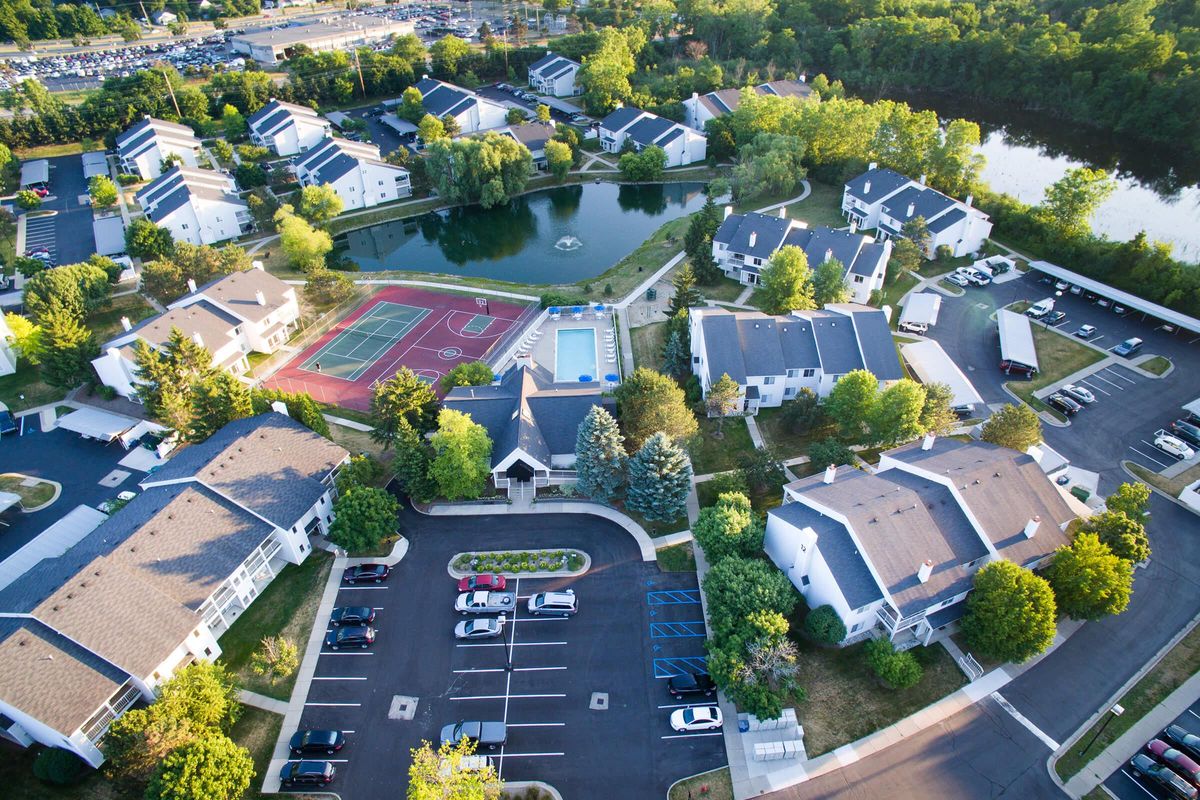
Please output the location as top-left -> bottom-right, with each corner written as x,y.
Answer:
181,223 -> 189,230
784,387 -> 796,398
850,621 -> 862,633
854,275 -> 864,283
693,356 -> 701,364
378,180 -> 385,185
786,369 -> 799,378
803,368 -> 815,378
204,647 -> 213,657
763,376 -> 776,385
800,575 -> 809,586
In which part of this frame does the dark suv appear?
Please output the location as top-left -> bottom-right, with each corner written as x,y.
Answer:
1170,420 -> 1200,448
324,625 -> 375,650
668,672 -> 717,700
279,760 -> 336,787
330,606 -> 375,627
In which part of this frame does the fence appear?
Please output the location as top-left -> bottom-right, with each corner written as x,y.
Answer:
249,283 -> 373,384
488,305 -> 548,372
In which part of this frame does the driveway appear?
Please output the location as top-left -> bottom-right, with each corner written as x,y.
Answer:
290,508 -> 726,798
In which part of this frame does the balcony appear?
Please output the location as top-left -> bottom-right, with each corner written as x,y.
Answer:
876,605 -> 926,634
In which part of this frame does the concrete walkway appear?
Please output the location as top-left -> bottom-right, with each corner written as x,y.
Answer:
323,413 -> 372,432
753,181 -> 812,215
745,415 -> 765,449
655,530 -> 694,548
239,689 -> 288,715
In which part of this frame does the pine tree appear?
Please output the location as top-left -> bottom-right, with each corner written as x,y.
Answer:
668,262 -> 702,317
574,405 -> 626,503
625,432 -> 693,522
661,329 -> 689,378
39,303 -> 97,390
133,327 -> 215,432
189,372 -> 254,442
705,372 -> 742,432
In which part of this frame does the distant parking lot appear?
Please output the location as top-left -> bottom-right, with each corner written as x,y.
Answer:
1103,698 -> 1200,800
289,508 -> 725,797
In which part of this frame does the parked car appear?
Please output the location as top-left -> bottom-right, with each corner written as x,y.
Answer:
1170,420 -> 1200,448
1047,394 -> 1082,416
455,590 -> 517,615
455,617 -> 505,639
279,760 -> 336,787
1074,324 -> 1098,339
1054,279 -> 1070,291
440,720 -> 507,749
963,267 -> 991,286
1026,298 -> 1055,318
670,706 -> 724,732
1148,739 -> 1200,785
668,672 -> 717,700
1113,337 -> 1144,357
330,606 -> 375,627
324,625 -> 375,650
457,574 -> 507,592
1113,304 -> 1130,316
527,590 -> 577,616
1096,297 -> 1112,309
289,729 -> 346,755
1164,726 -> 1200,763
1044,311 -> 1066,325
343,563 -> 391,583
1130,753 -> 1198,799
945,272 -> 970,287
1155,434 -> 1195,460
570,113 -> 589,124
1060,384 -> 1096,404
999,359 -> 1037,377
898,320 -> 928,335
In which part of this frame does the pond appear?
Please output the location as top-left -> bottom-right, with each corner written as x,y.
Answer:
896,91 -> 1200,264
337,182 -> 709,283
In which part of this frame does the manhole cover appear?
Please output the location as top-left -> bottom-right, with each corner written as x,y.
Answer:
975,303 -> 989,310
590,692 -> 608,710
98,470 -> 131,488
389,695 -> 419,720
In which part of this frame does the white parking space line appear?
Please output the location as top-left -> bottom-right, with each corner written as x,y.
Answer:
510,616 -> 569,622
505,723 -> 566,728
498,752 -> 565,758
319,651 -> 375,656
453,667 -> 507,674
337,585 -> 388,590
990,692 -> 1059,750
310,676 -> 368,681
514,666 -> 567,672
456,641 -> 567,648
1129,447 -> 1170,470
1120,771 -> 1158,799
658,702 -> 710,709
661,732 -> 724,740
1104,368 -> 1137,384
1078,380 -> 1112,396
1140,440 -> 1174,462
1088,373 -> 1125,390
451,693 -> 566,701
304,702 -> 362,707
1189,709 -> 1200,721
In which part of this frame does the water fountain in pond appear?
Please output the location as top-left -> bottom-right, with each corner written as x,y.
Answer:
554,235 -> 583,251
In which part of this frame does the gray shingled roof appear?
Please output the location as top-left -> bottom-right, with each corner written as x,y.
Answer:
844,167 -> 912,205
880,185 -> 955,227
185,268 -> 293,325
769,501 -> 882,609
808,311 -> 865,375
600,106 -> 644,133
777,318 -> 821,370
416,78 -> 478,119
698,80 -> 813,119
714,212 -> 795,260
848,307 -> 904,380
699,313 -> 746,383
927,207 -> 967,234
736,317 -> 786,377
248,99 -> 323,134
107,298 -> 239,351
625,115 -> 674,147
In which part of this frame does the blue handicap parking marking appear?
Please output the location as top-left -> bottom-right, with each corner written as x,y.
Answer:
653,657 -> 709,678
650,621 -> 707,638
646,590 -> 702,605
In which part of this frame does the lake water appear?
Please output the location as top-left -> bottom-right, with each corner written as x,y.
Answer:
338,182 -> 709,283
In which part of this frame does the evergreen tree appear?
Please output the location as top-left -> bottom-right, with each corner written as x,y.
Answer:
39,303 -> 97,390
574,405 -> 626,503
370,367 -> 439,448
662,329 -> 689,378
705,372 -> 742,432
392,419 -> 437,502
625,432 -> 693,522
668,262 -> 703,316
133,327 -> 214,431
684,194 -> 724,284
189,371 -> 253,442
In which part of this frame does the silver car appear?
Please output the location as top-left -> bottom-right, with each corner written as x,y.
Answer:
454,617 -> 505,640
1060,384 -> 1096,404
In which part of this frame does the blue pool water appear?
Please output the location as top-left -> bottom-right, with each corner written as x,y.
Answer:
555,328 -> 598,383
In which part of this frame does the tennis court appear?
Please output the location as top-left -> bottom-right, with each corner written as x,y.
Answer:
264,286 -> 537,410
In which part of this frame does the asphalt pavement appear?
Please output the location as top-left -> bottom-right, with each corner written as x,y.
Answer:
35,154 -> 97,266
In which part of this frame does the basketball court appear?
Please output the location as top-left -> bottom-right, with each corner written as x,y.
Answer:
264,286 -> 537,410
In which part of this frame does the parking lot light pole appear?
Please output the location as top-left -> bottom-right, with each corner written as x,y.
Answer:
1080,704 -> 1124,757
501,614 -> 513,672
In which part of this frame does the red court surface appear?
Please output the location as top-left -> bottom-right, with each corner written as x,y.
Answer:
264,286 -> 537,411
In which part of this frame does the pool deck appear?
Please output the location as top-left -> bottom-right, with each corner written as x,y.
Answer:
509,311 -> 619,385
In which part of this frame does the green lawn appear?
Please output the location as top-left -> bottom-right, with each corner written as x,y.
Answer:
0,474 -> 56,508
230,704 -> 284,798
657,541 -> 697,572
217,549 -> 334,701
630,321 -> 668,371
0,361 -> 63,412
1005,325 -> 1106,414
695,473 -> 783,517
700,275 -> 746,303
1056,623 -> 1200,780
86,294 -> 157,343
783,180 -> 847,230
688,415 -> 757,474
621,504 -> 690,537
755,405 -> 838,461
669,768 -> 734,800
1140,355 -> 1171,375
880,272 -> 920,319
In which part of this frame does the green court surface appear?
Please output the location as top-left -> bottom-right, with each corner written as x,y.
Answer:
300,302 -> 430,381
462,314 -> 495,335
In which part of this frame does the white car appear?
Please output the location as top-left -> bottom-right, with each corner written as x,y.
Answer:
898,320 -> 928,335
670,706 -> 723,732
945,272 -> 970,287
962,267 -> 991,286
454,617 -> 505,640
1060,384 -> 1096,404
1155,434 -> 1195,460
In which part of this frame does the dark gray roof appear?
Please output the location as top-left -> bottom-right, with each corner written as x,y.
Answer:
416,78 -> 477,119
926,601 -> 966,629
501,123 -> 553,153
736,317 -> 786,377
528,52 -> 560,72
844,167 -> 912,205
808,311 -> 865,375
529,53 -> 579,79
145,186 -> 192,223
880,185 -> 955,226
136,165 -> 246,221
848,308 -> 904,380
699,314 -> 746,383
777,318 -> 820,369
116,116 -> 198,151
625,115 -> 674,147
927,207 -> 967,234
784,226 -> 865,278
600,106 -> 644,133
853,241 -> 889,277
769,502 -> 882,609
655,127 -> 683,147
714,212 -> 795,260
248,99 -> 323,133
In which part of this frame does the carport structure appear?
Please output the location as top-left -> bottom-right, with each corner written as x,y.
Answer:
997,309 -> 1039,372
899,292 -> 942,329
1029,260 -> 1200,335
19,159 -> 48,189
55,408 -> 138,445
901,340 -> 984,408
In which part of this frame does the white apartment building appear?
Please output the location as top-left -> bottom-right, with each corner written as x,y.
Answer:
527,51 -> 582,97
598,105 -> 707,168
115,117 -> 203,181
248,99 -> 333,156
292,137 -> 411,211
413,77 -> 508,136
135,166 -> 252,246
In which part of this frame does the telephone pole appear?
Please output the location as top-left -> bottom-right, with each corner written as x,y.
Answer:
353,48 -> 367,98
160,68 -> 181,117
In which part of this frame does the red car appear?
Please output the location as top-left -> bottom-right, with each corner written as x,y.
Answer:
1149,739 -> 1200,785
457,574 -> 507,592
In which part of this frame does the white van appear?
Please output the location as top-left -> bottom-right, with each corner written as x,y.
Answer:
1026,298 -> 1055,318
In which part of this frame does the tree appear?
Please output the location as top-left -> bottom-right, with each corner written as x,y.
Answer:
618,146 -> 667,181
1038,167 -> 1117,239
1105,482 -> 1151,519
250,387 -> 330,437
22,262 -> 111,323
424,133 -> 533,209
407,738 -> 502,800
693,491 -> 761,562
430,409 -> 493,500
668,262 -> 702,317
125,217 -> 174,260
144,734 -> 253,800
702,556 -> 798,642
901,216 -> 931,257
506,107 -> 526,125
370,368 -> 439,447
1080,511 -> 1151,564
296,183 -> 344,224
304,268 -> 354,305
625,432 -> 693,522
705,372 -> 742,429
961,561 -> 1057,664
812,257 -> 850,305
808,438 -> 855,471
418,113 -> 446,143
392,419 -> 437,502
739,444 -> 784,493
868,378 -> 926,446
758,245 -> 814,315
662,329 -> 689,378
865,638 -> 924,689
545,138 -> 573,181
685,194 -> 724,284
250,636 -> 299,684
32,748 -> 88,786
430,34 -> 471,77
824,369 -> 879,441
15,189 -> 41,210
220,103 -> 246,140
4,311 -> 43,364
574,404 -> 626,503
188,371 -> 253,442
440,361 -> 495,393
139,242 -> 250,303
888,237 -> 922,284
981,403 -> 1042,452
39,303 -> 97,389
536,103 -> 551,124
919,382 -> 959,436
440,113 -> 461,138
578,28 -> 635,113
613,367 -> 698,450
88,174 -> 118,208
1047,532 -> 1133,620
133,328 -> 214,431
732,133 -> 807,200
803,605 -> 846,644
399,85 -> 426,123
336,454 -> 386,491
275,205 -> 333,272
328,486 -> 400,552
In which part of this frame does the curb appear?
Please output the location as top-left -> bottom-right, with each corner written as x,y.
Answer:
1118,461 -> 1196,515
445,548 -> 591,579
503,780 -> 563,800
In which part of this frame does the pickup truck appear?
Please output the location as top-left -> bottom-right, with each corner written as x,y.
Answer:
454,591 -> 516,615
440,720 -> 507,750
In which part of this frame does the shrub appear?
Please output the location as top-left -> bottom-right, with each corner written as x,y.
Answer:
803,605 -> 846,644
117,172 -> 142,186
540,291 -> 587,309
864,638 -> 924,689
97,385 -> 117,401
32,747 -> 88,785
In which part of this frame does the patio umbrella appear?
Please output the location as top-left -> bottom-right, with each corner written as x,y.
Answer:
594,304 -> 605,312
571,306 -> 583,314
579,374 -> 593,382
548,306 -> 560,314
604,373 -> 619,382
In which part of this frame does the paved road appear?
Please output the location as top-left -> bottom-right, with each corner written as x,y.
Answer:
1105,699 -> 1200,800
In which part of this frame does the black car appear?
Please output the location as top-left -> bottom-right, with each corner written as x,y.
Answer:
1047,394 -> 1082,416
343,563 -> 391,583
289,729 -> 346,755
330,606 -> 375,627
1044,311 -> 1066,325
279,760 -> 335,787
1130,753 -> 1197,800
668,672 -> 717,699
1170,420 -> 1200,448
1165,725 -> 1200,763
324,625 -> 375,650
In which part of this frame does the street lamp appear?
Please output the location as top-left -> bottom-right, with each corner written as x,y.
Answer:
1080,704 -> 1124,757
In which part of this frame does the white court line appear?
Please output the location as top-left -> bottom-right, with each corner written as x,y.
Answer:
990,692 -> 1059,750
506,723 -> 566,728
1129,447 -> 1170,470
452,693 -> 566,701
304,702 -> 362,707
661,732 -> 724,740
1120,771 -> 1158,799
456,641 -> 567,648
311,676 -> 368,681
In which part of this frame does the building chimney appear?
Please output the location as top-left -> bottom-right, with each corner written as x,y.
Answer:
107,346 -> 121,360
186,278 -> 197,293
917,559 -> 933,583
1024,516 -> 1041,539
691,91 -> 699,102
824,248 -> 833,263
849,219 -> 858,234
724,205 -> 733,220
863,179 -> 872,195
965,194 -> 974,208
922,433 -> 936,451
918,174 -> 926,186
823,464 -> 836,484
120,316 -> 132,332
798,72 -> 807,83
906,202 -> 916,218
255,290 -> 266,306
192,333 -> 204,348
868,161 -> 878,171
779,206 -> 787,219
252,259 -> 265,271
749,232 -> 757,248
270,400 -> 289,416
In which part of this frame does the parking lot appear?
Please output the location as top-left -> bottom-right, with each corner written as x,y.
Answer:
1103,698 -> 1200,800
21,155 -> 97,266
290,509 -> 726,797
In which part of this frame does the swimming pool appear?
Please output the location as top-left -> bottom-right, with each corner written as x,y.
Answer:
555,328 -> 598,383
